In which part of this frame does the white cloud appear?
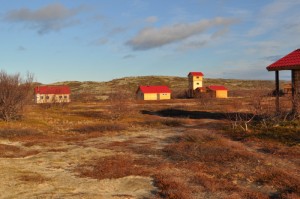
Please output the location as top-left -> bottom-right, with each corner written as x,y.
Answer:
4,3 -> 85,34
126,17 -> 237,50
247,0 -> 300,37
145,16 -> 158,23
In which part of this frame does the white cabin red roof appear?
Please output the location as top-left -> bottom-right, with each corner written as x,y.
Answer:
188,72 -> 204,76
34,86 -> 71,95
137,86 -> 171,94
207,85 -> 228,91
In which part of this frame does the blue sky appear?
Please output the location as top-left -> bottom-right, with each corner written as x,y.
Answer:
1,0 -> 300,83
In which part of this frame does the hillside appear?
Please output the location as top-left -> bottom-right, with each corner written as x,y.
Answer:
51,76 -> 281,100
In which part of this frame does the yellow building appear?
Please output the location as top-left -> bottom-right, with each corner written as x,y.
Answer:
136,85 -> 171,100
207,85 -> 228,98
188,72 -> 204,97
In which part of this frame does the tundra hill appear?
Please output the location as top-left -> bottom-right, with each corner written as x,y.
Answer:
51,76 -> 280,100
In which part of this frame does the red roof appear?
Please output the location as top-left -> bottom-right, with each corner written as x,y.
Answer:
34,86 -> 71,94
267,49 -> 300,71
207,85 -> 228,91
137,86 -> 171,94
188,72 -> 204,76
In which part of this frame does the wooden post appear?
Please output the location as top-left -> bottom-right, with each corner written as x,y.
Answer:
275,70 -> 280,113
292,69 -> 299,113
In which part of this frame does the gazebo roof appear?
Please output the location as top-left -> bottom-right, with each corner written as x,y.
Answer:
267,49 -> 300,71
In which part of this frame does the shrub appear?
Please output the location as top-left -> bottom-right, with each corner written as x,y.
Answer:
0,71 -> 34,121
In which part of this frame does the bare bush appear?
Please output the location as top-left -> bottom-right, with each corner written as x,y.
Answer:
172,90 -> 188,99
195,92 -> 213,108
0,71 -> 34,121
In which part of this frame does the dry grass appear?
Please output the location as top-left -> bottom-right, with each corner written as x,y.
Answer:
0,128 -> 39,139
18,172 -> 49,184
0,144 -> 39,158
73,123 -> 127,134
0,91 -> 299,198
75,155 -> 150,180
152,174 -> 193,199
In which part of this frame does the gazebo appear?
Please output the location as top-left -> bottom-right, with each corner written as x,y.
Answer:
266,49 -> 300,113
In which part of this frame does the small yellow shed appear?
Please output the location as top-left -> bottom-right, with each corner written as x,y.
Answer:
207,85 -> 228,98
136,85 -> 171,100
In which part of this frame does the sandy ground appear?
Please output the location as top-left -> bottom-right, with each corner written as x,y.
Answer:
0,126 -> 180,199
0,138 -> 153,198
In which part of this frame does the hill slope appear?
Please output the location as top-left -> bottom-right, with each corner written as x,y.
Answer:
52,76 -> 279,100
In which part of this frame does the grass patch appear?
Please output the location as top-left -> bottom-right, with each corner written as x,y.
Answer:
252,126 -> 300,146
73,123 -> 127,134
0,144 -> 39,158
225,122 -> 300,146
0,128 -> 39,139
75,155 -> 149,180
19,172 -> 49,184
152,174 -> 192,199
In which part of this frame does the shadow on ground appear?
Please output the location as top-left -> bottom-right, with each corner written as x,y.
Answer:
141,109 -> 225,120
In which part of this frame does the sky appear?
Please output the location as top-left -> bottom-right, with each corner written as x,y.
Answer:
1,0 -> 300,83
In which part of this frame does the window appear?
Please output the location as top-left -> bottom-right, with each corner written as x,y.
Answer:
196,76 -> 199,78
64,96 -> 68,99
196,83 -> 199,85
46,96 -> 49,99
59,96 -> 62,99
40,96 -> 44,99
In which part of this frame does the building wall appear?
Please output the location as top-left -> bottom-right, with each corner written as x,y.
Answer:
158,93 -> 171,100
35,94 -> 71,104
215,90 -> 228,98
136,90 -> 144,100
188,75 -> 203,97
144,93 -> 158,100
136,91 -> 171,100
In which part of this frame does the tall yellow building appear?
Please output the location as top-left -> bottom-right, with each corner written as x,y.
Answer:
188,72 -> 204,97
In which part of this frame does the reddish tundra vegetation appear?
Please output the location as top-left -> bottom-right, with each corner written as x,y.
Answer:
0,73 -> 299,198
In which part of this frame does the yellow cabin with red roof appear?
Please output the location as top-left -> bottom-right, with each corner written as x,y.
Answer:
136,86 -> 171,100
207,85 -> 228,98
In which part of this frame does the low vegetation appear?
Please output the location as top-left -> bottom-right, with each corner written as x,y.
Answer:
0,77 -> 298,198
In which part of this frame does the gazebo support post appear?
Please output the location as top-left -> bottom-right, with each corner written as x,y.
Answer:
275,70 -> 280,113
291,69 -> 299,114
